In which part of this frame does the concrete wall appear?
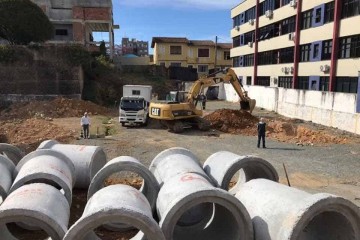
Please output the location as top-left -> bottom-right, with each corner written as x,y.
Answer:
223,83 -> 360,134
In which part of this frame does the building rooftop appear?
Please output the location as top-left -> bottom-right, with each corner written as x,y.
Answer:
151,37 -> 231,49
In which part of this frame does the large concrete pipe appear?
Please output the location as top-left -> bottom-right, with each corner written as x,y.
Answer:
64,185 -> 166,240
10,149 -> 76,205
157,172 -> 253,240
87,156 -> 160,231
0,143 -> 24,165
204,151 -> 279,194
0,155 -> 15,204
0,183 -> 70,240
38,140 -> 107,189
149,147 -> 210,187
235,179 -> 360,240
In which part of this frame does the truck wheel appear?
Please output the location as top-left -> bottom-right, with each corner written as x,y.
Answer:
172,121 -> 184,133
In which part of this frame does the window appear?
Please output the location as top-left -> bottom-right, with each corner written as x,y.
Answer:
233,56 -> 243,67
335,77 -> 358,93
159,62 -> 166,67
245,7 -> 256,22
324,1 -> 335,23
198,65 -> 209,73
243,54 -> 254,67
55,29 -> 68,36
278,77 -> 293,88
258,24 -> 278,41
233,36 -> 241,47
257,77 -> 271,86
224,51 -> 231,60
320,77 -> 330,91
301,10 -> 313,30
313,43 -> 320,59
297,77 -> 309,90
258,51 -> 277,65
132,90 -> 140,95
281,16 -> 296,35
339,35 -> 360,58
342,0 -> 360,19
233,15 -> 241,27
314,8 -> 322,23
259,0 -> 280,16
300,44 -> 311,62
170,62 -> 181,67
244,31 -> 255,45
170,46 -> 182,55
279,47 -> 294,63
246,76 -> 252,85
282,0 -> 291,5
322,40 -> 332,60
198,49 -> 210,58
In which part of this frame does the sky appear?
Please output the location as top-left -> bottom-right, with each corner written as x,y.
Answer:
94,0 -> 243,53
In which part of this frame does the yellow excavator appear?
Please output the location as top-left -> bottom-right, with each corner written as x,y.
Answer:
149,68 -> 256,133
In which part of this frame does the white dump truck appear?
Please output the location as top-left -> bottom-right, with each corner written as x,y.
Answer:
119,85 -> 152,126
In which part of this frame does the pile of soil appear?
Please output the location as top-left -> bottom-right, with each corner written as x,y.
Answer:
0,97 -> 114,120
0,118 -> 77,153
204,109 -> 259,135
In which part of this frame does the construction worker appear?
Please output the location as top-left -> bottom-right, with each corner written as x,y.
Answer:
81,112 -> 91,139
257,118 -> 266,148
199,93 -> 207,110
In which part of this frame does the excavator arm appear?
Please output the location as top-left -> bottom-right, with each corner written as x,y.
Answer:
186,68 -> 256,113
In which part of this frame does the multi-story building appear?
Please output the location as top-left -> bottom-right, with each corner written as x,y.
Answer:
122,38 -> 149,56
151,37 -> 232,74
231,0 -> 360,93
30,0 -> 118,58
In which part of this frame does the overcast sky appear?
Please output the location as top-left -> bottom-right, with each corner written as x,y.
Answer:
93,0 -> 243,53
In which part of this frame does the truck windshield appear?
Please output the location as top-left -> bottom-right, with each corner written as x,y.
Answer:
120,99 -> 144,111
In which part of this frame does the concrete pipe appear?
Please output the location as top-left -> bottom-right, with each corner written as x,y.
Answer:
0,183 -> 70,240
0,155 -> 15,204
0,143 -> 24,165
157,172 -> 253,240
149,147 -> 210,187
64,185 -> 166,240
38,140 -> 107,189
87,156 -> 160,231
10,149 -> 76,205
204,151 -> 279,194
235,179 -> 360,240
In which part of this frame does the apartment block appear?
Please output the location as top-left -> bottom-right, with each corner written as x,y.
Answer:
31,0 -> 118,58
231,0 -> 360,93
151,37 -> 232,74
122,38 -> 149,56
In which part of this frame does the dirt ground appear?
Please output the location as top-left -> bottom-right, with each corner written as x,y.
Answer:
1,99 -> 360,239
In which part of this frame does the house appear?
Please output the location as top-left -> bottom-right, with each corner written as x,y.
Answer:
151,37 -> 232,74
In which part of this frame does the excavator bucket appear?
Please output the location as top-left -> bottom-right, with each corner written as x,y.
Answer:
240,99 -> 256,113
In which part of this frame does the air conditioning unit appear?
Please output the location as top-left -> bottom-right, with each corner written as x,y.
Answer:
248,41 -> 253,47
290,67 -> 294,73
320,65 -> 330,72
248,19 -> 255,25
265,10 -> 273,18
290,0 -> 297,8
281,67 -> 288,73
235,26 -> 240,31
272,77 -> 278,85
288,32 -> 296,41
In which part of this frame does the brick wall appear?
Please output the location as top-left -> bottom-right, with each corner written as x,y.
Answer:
73,7 -> 111,21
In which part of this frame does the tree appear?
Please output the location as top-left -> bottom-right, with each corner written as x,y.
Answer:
0,0 -> 54,45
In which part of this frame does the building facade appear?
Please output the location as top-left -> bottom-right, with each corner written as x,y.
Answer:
231,0 -> 360,93
122,38 -> 149,56
30,0 -> 118,58
151,37 -> 232,74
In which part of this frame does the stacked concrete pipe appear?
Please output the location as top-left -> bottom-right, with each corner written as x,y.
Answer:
0,143 -> 24,165
204,151 -> 279,194
0,155 -> 15,204
150,147 -> 254,240
10,149 -> 76,205
87,156 -> 160,231
0,183 -> 70,240
64,185 -> 166,240
235,179 -> 360,240
38,140 -> 107,189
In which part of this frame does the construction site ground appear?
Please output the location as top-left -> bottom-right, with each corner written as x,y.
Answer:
1,99 -> 360,239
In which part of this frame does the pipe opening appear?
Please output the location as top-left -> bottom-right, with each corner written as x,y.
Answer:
24,179 -> 63,192
298,211 -> 356,240
177,203 -> 214,227
104,171 -> 144,190
6,222 -> 48,240
94,226 -> 138,239
173,203 -> 243,240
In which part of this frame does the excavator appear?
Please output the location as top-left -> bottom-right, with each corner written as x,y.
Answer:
149,68 -> 256,133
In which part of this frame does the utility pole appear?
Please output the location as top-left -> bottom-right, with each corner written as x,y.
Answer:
214,36 -> 218,71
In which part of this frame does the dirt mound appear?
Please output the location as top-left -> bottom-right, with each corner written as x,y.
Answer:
0,118 -> 77,153
204,109 -> 259,135
0,97 -> 114,120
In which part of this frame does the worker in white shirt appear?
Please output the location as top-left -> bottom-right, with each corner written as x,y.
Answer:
80,112 -> 91,139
